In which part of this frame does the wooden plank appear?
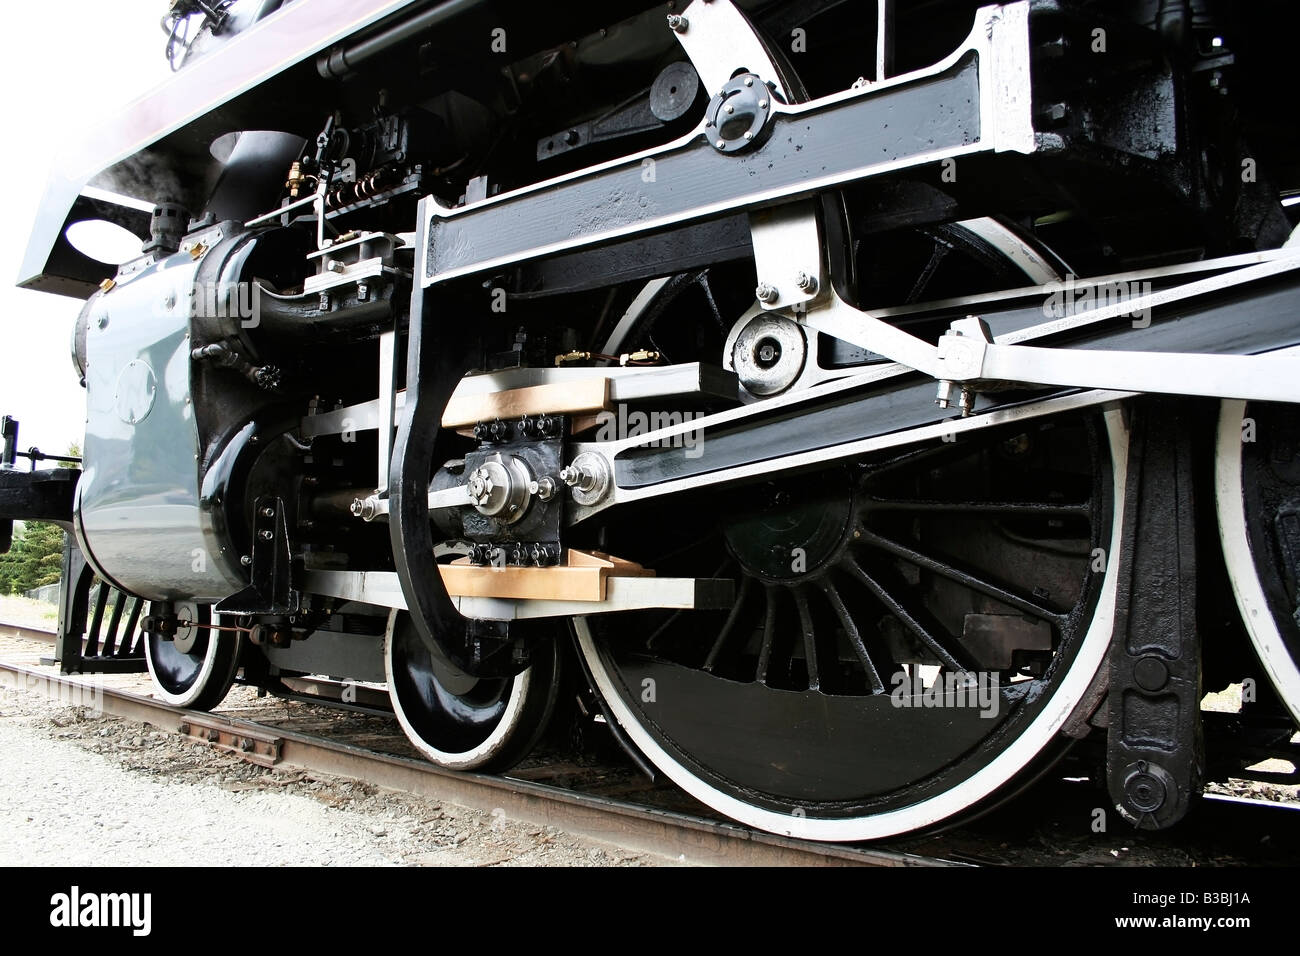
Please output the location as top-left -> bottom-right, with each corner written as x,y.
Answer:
438,549 -> 653,602
441,378 -> 610,429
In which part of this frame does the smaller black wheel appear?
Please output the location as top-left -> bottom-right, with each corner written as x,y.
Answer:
385,611 -> 561,772
143,605 -> 241,711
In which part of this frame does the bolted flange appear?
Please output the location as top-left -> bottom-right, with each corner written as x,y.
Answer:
560,452 -> 612,506
705,72 -> 775,154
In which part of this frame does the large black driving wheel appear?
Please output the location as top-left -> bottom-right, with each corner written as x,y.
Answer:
576,407 -> 1128,840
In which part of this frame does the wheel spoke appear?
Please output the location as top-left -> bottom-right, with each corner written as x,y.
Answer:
755,585 -> 780,686
818,577 -> 885,694
840,554 -> 967,673
703,574 -> 753,673
639,528 -> 724,567
906,239 -> 952,304
866,497 -> 1090,518
696,270 -> 729,334
792,586 -> 821,692
858,527 -> 1068,625
644,610 -> 683,650
649,555 -> 732,649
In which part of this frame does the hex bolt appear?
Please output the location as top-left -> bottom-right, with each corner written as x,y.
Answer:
795,271 -> 819,294
667,14 -> 688,33
744,77 -> 754,87
532,476 -> 556,501
261,506 -> 275,518
560,465 -> 595,492
326,259 -> 345,273
755,282 -> 779,304
258,529 -> 274,540
240,555 -> 252,566
935,380 -> 956,409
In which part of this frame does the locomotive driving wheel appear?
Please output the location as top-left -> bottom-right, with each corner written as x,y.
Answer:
565,205 -> 1131,838
1217,400 -> 1300,726
576,408 -> 1127,839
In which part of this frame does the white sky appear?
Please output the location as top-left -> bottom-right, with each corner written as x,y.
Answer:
0,3 -> 167,457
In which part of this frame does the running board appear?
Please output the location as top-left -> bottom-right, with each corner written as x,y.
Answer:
301,568 -> 734,620
299,362 -> 739,439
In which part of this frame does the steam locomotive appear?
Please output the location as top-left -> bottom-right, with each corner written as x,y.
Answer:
4,0 -> 1299,841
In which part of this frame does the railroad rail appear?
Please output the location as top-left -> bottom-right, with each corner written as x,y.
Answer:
0,621 -> 945,867
3,619 -> 1298,866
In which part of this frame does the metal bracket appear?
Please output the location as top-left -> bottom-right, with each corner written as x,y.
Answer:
750,202 -> 825,312
671,0 -> 789,101
214,495 -> 300,616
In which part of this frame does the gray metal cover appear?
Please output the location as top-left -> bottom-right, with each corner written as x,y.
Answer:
76,252 -> 244,601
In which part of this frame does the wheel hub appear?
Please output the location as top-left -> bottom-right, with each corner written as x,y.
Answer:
722,472 -> 854,581
730,314 -> 807,396
467,453 -> 533,524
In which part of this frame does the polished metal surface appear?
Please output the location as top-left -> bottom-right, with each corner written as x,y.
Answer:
730,313 -> 807,396
76,250 -> 245,601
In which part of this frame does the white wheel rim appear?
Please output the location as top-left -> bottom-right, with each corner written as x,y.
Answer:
143,604 -> 231,708
383,612 -> 533,770
1215,399 -> 1300,725
576,407 -> 1130,841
